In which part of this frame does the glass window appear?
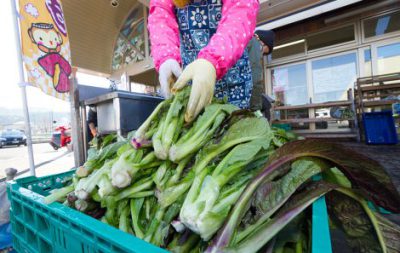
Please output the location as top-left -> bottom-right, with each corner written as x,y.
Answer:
271,63 -> 308,106
364,11 -> 400,38
112,6 -> 146,71
364,49 -> 372,76
271,40 -> 305,60
312,53 -> 358,103
307,25 -> 355,51
377,42 -> 400,75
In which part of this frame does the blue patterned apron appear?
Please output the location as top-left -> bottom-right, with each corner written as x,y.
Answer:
176,0 -> 253,109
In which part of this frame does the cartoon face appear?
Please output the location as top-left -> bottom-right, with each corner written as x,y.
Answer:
28,23 -> 63,53
31,28 -> 61,49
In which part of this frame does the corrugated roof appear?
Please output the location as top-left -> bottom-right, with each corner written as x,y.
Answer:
62,0 -> 138,76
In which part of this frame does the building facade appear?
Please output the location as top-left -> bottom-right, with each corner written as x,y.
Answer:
258,0 -> 400,134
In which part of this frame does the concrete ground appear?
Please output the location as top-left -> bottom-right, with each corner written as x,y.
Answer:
0,143 -> 74,180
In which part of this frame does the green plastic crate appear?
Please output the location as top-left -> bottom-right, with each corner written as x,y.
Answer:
6,171 -> 168,253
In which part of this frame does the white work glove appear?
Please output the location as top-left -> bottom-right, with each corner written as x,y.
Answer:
159,59 -> 182,98
172,59 -> 216,123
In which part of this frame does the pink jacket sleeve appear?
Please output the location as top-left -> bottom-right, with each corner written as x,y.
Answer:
198,0 -> 260,79
148,0 -> 181,71
148,0 -> 259,78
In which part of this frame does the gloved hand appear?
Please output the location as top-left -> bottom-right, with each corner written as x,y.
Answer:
172,59 -> 216,123
159,59 -> 182,98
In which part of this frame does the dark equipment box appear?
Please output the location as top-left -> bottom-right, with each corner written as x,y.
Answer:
85,91 -> 164,136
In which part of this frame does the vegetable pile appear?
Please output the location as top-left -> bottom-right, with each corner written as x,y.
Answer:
46,87 -> 400,253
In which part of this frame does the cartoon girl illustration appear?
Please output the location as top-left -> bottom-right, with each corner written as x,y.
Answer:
28,23 -> 71,93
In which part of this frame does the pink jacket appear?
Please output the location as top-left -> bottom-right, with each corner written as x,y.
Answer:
148,0 -> 259,79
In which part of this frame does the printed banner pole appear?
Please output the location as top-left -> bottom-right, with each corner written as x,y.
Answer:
10,0 -> 36,176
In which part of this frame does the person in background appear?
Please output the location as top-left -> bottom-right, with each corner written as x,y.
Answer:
248,30 -> 275,113
144,85 -> 156,96
148,0 -> 259,122
87,106 -> 98,141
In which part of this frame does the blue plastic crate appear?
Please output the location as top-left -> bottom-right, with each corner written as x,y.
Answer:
362,111 -> 398,144
7,171 -> 168,253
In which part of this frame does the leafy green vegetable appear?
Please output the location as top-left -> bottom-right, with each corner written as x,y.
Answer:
169,104 -> 237,162
180,138 -> 272,240
263,139 -> 400,212
44,86 -> 400,253
208,139 -> 400,252
44,184 -> 75,204
76,140 -> 126,177
153,87 -> 189,160
75,160 -> 115,199
130,198 -> 145,239
193,117 -> 272,175
234,159 -> 323,243
132,100 -> 170,149
330,188 -> 400,253
217,182 -> 337,253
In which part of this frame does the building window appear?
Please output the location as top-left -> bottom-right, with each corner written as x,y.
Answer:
272,63 -> 308,106
363,49 -> 372,77
271,39 -> 305,60
364,10 -> 400,39
311,53 -> 358,103
307,25 -> 355,51
376,42 -> 400,75
112,6 -> 146,71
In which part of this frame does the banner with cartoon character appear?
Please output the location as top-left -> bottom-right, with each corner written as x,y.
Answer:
19,0 -> 72,101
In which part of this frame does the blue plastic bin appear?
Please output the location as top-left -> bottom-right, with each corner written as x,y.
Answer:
362,111 -> 398,144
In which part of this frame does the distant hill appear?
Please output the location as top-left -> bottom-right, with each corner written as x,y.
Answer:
0,107 -> 71,132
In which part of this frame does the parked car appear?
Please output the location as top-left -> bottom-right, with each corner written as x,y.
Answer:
0,130 -> 27,148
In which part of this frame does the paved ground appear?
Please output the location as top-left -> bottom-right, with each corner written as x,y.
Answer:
0,143 -> 74,179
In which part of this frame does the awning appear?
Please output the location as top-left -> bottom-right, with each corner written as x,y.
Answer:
62,0 -> 140,76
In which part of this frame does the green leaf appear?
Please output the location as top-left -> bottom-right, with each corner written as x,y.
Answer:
130,198 -> 145,239
329,188 -> 400,253
223,182 -> 337,253
209,139 -> 400,252
234,159 -> 323,244
262,139 -> 400,213
193,117 -> 272,175
132,100 -> 170,149
169,103 -> 237,162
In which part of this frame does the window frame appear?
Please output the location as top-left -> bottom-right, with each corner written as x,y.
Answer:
269,37 -> 307,63
270,60 -> 309,106
361,9 -> 400,44
370,37 -> 400,76
306,23 -> 358,54
266,9 -> 400,99
308,50 -> 360,103
268,22 -> 359,66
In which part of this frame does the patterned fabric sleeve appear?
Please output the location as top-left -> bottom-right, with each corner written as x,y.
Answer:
148,0 -> 181,71
198,0 -> 259,79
